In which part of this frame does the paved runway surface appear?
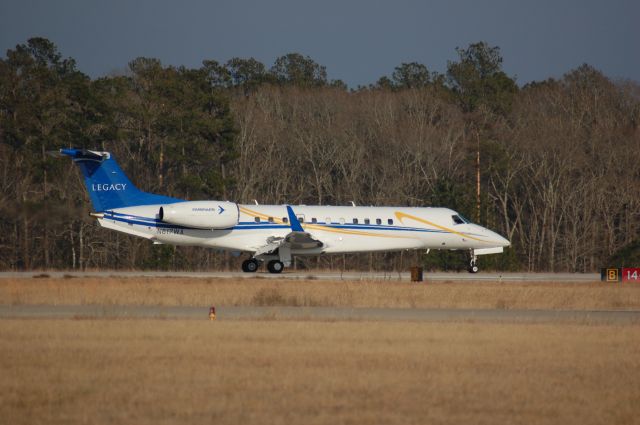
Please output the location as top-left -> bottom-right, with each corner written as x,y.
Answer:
0,271 -> 600,282
2,305 -> 638,324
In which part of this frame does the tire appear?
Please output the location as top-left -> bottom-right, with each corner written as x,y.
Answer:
468,264 -> 479,273
242,259 -> 259,273
267,260 -> 284,274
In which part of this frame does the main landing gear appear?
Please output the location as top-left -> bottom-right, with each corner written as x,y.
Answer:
241,258 -> 259,273
267,260 -> 284,274
241,258 -> 284,274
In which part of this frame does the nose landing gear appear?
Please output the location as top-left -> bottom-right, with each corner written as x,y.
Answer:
468,251 -> 479,273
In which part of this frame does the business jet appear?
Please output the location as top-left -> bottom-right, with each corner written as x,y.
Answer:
55,148 -> 510,273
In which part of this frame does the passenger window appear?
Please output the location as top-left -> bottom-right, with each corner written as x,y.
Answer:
298,216 -> 304,223
268,217 -> 274,223
254,217 -> 260,223
388,219 -> 394,225
452,215 -> 465,225
353,218 -> 358,224
376,218 -> 382,225
311,218 -> 317,224
283,217 -> 288,223
364,218 -> 370,225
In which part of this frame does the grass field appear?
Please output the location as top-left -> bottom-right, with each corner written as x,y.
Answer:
1,319 -> 639,425
1,277 -> 639,310
1,277 -> 639,424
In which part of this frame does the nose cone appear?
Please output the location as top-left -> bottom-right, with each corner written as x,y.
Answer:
468,225 -> 510,247
489,230 -> 510,247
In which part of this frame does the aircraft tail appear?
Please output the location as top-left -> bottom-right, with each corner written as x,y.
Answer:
58,148 -> 181,212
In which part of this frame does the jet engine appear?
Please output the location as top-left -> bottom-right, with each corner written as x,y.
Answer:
159,201 -> 239,229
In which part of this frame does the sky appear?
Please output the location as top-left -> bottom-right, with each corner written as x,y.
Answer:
1,0 -> 638,88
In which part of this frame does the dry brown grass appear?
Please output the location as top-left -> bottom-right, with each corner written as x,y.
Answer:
1,277 -> 640,310
1,319 -> 638,425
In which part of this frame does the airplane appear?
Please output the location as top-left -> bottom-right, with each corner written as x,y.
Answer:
54,148 -> 510,274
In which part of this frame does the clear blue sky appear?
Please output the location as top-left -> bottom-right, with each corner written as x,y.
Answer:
1,0 -> 638,87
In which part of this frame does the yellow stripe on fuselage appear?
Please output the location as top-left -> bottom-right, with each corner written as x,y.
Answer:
238,206 -> 414,239
394,211 -> 490,244
239,206 -> 283,223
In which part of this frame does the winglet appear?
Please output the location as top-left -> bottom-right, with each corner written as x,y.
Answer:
286,205 -> 304,232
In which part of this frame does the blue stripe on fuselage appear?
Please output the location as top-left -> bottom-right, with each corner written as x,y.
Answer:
104,211 -> 486,237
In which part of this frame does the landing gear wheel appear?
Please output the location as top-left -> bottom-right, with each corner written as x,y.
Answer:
267,260 -> 284,274
468,260 -> 479,274
242,259 -> 259,273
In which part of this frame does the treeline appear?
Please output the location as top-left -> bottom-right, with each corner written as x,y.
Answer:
0,37 -> 638,271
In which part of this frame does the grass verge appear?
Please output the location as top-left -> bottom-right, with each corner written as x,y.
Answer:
1,277 -> 639,310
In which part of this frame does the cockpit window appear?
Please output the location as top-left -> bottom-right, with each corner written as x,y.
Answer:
452,215 -> 466,225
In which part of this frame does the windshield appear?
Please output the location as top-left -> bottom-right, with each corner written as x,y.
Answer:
452,214 -> 471,225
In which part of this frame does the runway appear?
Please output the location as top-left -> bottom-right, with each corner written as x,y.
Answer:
0,271 -> 601,282
2,305 -> 638,324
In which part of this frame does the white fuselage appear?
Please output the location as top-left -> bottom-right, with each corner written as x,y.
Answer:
98,203 -> 510,255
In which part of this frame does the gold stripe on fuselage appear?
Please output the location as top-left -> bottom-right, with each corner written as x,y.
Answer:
394,211 -> 490,244
238,206 -> 415,239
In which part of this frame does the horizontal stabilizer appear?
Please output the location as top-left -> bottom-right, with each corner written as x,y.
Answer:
58,148 -> 108,161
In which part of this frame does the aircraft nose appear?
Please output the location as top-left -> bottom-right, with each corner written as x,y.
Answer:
492,231 -> 510,247
470,225 -> 510,247
479,227 -> 510,247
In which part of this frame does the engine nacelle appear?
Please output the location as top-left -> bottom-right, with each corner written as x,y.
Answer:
159,201 -> 239,229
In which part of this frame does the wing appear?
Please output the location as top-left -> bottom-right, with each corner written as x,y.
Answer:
253,206 -> 324,257
284,231 -> 324,249
254,231 -> 324,256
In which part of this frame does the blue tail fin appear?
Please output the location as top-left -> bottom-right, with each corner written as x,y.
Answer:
60,149 -> 181,211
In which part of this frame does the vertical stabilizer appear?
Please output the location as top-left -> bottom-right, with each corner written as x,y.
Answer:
59,149 -> 181,211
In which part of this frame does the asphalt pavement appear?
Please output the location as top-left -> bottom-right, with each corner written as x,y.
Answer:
1,305 -> 637,324
0,271 -> 601,282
